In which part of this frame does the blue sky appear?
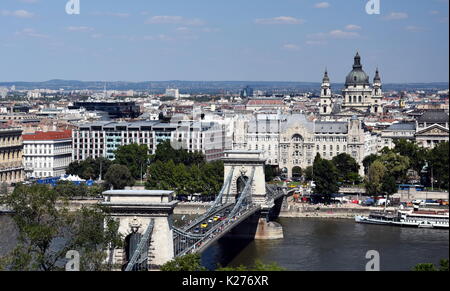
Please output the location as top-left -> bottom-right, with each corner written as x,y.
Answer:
0,0 -> 448,83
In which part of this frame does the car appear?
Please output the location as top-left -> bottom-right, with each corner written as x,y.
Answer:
193,228 -> 200,234
208,219 -> 213,223
200,223 -> 208,229
213,216 -> 220,221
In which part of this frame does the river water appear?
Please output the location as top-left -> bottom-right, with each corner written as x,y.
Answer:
1,215 -> 448,271
202,218 -> 449,271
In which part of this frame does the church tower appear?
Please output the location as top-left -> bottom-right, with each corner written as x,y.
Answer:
319,69 -> 332,115
371,68 -> 383,114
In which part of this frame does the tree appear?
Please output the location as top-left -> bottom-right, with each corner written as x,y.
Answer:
378,152 -> 410,183
427,142 -> 449,191
393,139 -> 427,174
54,181 -> 89,198
151,140 -> 205,166
217,260 -> 285,271
362,154 -> 379,175
265,165 -> 280,182
312,154 -> 339,203
67,157 -> 113,181
413,259 -> 449,272
104,164 -> 135,190
304,166 -> 314,182
292,166 -> 303,178
0,184 -> 122,271
160,254 -> 207,271
381,174 -> 397,198
365,160 -> 386,196
114,144 -> 151,180
332,153 -> 361,185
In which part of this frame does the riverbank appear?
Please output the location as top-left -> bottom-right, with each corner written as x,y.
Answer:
280,203 -> 391,219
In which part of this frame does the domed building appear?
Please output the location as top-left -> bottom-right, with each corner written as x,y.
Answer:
320,52 -> 384,117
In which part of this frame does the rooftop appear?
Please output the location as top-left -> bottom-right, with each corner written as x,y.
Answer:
23,130 -> 72,141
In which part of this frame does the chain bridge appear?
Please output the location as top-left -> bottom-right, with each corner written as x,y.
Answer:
101,151 -> 286,271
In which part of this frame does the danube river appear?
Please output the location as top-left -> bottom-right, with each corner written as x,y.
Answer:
202,218 -> 449,271
1,215 -> 448,271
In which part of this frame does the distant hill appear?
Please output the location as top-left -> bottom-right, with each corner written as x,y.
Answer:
0,80 -> 448,93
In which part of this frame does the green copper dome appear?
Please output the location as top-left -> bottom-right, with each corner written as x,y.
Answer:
345,52 -> 370,86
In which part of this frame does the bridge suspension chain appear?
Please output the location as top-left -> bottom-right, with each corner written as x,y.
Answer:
179,166 -> 235,232
124,219 -> 155,272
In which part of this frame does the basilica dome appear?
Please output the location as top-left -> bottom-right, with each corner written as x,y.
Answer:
345,52 -> 370,86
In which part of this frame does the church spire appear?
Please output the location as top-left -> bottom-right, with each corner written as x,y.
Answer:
353,52 -> 362,69
323,68 -> 330,83
374,67 -> 381,83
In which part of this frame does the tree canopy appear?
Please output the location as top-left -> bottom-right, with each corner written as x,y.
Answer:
312,154 -> 339,202
0,184 -> 122,271
114,144 -> 151,180
104,164 -> 135,190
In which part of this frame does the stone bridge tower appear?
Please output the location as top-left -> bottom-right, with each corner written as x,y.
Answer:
101,189 -> 178,270
222,151 -> 268,207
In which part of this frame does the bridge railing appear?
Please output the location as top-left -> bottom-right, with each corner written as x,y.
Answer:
174,167 -> 257,257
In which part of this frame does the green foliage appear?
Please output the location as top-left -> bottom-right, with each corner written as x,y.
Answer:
393,139 -> 427,174
67,157 -> 113,180
104,164 -> 135,190
413,259 -> 449,272
160,254 -> 207,271
265,165 -> 281,182
217,260 -> 285,271
151,140 -> 205,166
413,263 -> 437,271
332,153 -> 361,185
114,144 -> 151,180
381,174 -> 397,196
312,154 -> 339,201
378,151 -> 410,183
0,184 -> 121,271
365,160 -> 386,196
146,142 -> 223,196
304,166 -> 314,182
362,154 -> 379,175
427,142 -> 449,191
54,181 -> 89,198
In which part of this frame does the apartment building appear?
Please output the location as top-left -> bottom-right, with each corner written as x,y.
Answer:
73,121 -> 231,162
23,130 -> 72,179
0,125 -> 24,184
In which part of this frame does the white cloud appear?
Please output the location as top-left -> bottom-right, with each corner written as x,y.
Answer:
146,16 -> 205,26
383,12 -> 408,20
305,40 -> 327,46
66,26 -> 94,32
345,24 -> 362,31
315,2 -> 330,9
282,44 -> 301,51
255,16 -> 305,25
405,26 -> 425,32
308,29 -> 360,40
1,9 -> 34,18
16,28 -> 48,38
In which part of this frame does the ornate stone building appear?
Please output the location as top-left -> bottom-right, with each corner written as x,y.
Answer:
233,114 -> 375,177
0,125 -> 24,184
320,52 -> 384,117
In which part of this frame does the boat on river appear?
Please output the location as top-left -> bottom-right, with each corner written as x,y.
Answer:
355,208 -> 449,229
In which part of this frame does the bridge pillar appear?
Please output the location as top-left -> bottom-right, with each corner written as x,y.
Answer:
222,151 -> 267,206
222,151 -> 283,240
101,190 -> 178,270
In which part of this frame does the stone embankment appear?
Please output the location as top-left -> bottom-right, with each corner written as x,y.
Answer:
280,203 -> 395,219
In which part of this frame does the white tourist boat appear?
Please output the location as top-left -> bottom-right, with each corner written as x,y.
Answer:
355,209 -> 449,229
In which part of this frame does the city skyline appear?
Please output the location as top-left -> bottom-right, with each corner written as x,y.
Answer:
0,0 -> 449,83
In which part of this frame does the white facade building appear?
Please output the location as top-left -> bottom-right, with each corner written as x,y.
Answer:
23,130 -> 73,179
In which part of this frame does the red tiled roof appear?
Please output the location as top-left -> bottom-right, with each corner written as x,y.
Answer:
247,99 -> 284,106
23,130 -> 72,141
